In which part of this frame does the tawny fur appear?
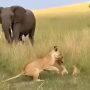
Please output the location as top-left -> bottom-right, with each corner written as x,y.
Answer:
72,65 -> 80,76
0,46 -> 62,83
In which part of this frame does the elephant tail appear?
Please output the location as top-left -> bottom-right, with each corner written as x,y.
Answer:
0,71 -> 24,84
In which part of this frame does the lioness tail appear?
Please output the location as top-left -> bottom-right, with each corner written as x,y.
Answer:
0,72 -> 24,84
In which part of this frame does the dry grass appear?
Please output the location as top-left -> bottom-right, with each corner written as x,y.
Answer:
0,6 -> 90,90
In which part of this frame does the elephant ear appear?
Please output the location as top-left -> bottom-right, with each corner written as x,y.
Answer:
11,6 -> 26,23
0,7 -> 3,23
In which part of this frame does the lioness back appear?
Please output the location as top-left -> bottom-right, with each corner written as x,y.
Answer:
24,53 -> 53,73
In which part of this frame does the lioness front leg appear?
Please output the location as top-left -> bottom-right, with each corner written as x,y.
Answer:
30,68 -> 44,82
45,66 -> 59,74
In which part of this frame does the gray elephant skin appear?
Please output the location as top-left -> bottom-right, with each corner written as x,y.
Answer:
0,6 -> 36,45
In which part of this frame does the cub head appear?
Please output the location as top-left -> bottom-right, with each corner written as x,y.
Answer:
52,46 -> 63,64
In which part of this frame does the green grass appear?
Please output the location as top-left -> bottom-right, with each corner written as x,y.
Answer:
0,12 -> 90,90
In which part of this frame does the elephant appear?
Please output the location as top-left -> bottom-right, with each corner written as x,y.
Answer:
0,6 -> 36,45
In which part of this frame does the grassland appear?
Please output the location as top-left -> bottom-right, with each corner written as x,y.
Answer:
34,3 -> 90,17
0,3 -> 90,90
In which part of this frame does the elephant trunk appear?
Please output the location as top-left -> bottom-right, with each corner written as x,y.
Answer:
1,20 -> 13,43
2,18 -> 11,28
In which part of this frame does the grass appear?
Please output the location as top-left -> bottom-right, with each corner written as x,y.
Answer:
0,6 -> 90,90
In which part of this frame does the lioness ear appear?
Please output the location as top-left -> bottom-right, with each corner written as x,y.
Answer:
54,46 -> 58,51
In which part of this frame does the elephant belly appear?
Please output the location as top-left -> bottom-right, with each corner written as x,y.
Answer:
20,23 -> 32,34
20,13 -> 35,36
20,18 -> 34,33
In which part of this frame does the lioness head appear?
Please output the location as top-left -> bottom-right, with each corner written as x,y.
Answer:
51,46 -> 63,64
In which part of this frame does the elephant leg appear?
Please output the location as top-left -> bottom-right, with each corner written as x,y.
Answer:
19,34 -> 22,41
3,30 -> 12,43
29,33 -> 34,45
29,26 -> 35,46
13,23 -> 21,42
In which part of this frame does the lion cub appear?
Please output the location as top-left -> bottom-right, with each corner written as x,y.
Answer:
72,65 -> 80,76
24,46 -> 62,81
55,60 -> 68,76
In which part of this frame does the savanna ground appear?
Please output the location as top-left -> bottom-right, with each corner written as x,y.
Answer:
0,9 -> 90,90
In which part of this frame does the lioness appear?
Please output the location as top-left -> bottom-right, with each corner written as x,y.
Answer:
24,46 -> 63,81
1,46 -> 63,83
